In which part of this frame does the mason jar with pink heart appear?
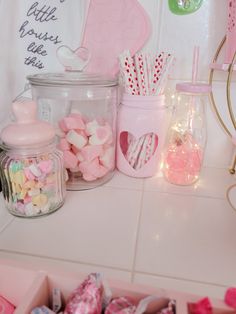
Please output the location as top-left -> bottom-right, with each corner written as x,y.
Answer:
116,94 -> 168,178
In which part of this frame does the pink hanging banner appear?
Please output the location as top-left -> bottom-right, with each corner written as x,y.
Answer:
225,0 -> 236,63
81,0 -> 152,77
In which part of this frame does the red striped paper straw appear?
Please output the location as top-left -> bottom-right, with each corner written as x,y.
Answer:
151,52 -> 165,95
119,50 -> 139,95
154,54 -> 174,95
135,53 -> 148,96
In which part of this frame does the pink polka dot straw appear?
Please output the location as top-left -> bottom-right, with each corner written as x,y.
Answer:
118,50 -> 174,173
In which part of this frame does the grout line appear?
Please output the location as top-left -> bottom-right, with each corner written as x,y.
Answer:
0,249 -> 229,290
141,189 -> 229,201
0,249 -> 231,289
130,180 -> 145,283
0,216 -> 15,234
132,270 -> 230,289
101,185 -> 143,192
156,0 -> 164,51
0,249 -> 132,274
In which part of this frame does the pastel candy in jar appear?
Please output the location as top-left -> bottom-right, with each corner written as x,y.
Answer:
27,71 -> 118,191
58,112 -> 115,187
0,101 -> 65,217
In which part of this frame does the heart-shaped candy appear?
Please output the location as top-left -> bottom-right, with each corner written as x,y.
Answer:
56,46 -> 91,71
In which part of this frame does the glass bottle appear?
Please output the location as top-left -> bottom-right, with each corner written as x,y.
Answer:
0,101 -> 66,217
162,82 -> 211,185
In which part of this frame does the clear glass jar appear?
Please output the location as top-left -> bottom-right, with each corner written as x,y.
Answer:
27,72 -> 118,190
0,101 -> 66,217
162,82 -> 211,185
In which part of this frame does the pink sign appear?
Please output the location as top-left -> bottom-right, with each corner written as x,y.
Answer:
81,0 -> 151,76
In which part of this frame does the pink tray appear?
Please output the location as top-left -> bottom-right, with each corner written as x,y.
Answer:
0,259 -> 235,314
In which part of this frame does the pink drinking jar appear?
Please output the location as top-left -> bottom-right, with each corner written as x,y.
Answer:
162,82 -> 211,186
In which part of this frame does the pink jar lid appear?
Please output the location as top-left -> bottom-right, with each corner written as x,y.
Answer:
176,82 -> 212,94
1,101 -> 55,147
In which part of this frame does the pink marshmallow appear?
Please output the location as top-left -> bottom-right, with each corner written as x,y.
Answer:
59,138 -> 71,151
79,158 -> 109,179
69,166 -> 81,173
78,158 -> 100,176
89,125 -> 112,145
96,164 -> 109,177
83,172 -> 97,181
58,119 -> 68,132
66,130 -> 87,149
55,127 -> 66,138
80,145 -> 103,162
76,152 -> 85,162
63,150 -> 78,169
75,129 -> 88,137
99,147 -> 114,170
85,119 -> 100,136
71,145 -> 79,155
64,116 -> 85,130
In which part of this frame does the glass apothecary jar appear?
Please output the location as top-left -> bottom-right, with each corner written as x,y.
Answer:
27,72 -> 118,190
0,101 -> 66,218
162,82 -> 211,185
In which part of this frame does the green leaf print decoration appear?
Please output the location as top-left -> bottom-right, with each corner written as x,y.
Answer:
168,0 -> 204,15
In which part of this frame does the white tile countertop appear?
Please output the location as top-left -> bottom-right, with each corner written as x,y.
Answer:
0,167 -> 235,300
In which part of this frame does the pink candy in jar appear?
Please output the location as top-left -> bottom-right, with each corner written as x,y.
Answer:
163,131 -> 203,185
27,71 -> 118,191
0,101 -> 65,218
58,112 -> 115,190
162,82 -> 211,186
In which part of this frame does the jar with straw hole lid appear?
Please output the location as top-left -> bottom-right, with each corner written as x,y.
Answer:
162,46 -> 211,185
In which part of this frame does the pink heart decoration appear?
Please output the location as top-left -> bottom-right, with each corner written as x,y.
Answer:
120,131 -> 158,170
81,0 -> 151,76
57,46 -> 91,71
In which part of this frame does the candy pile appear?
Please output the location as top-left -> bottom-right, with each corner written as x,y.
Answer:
163,131 -> 203,185
31,273 -> 176,314
58,112 -> 115,182
3,155 -> 61,217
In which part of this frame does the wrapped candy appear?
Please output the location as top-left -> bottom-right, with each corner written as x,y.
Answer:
105,296 -> 136,314
105,295 -> 173,314
225,287 -> 236,309
64,273 -> 110,314
188,297 -> 212,314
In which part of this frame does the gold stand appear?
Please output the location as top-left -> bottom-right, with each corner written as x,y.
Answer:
209,35 -> 236,174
